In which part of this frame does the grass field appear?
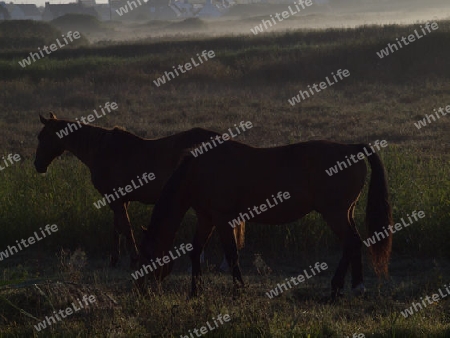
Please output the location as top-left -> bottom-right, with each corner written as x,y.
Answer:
0,5 -> 449,337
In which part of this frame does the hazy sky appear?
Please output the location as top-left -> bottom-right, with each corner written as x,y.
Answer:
8,0 -> 450,24
9,0 -> 108,6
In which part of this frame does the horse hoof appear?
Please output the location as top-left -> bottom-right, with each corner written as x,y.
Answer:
330,288 -> 344,302
219,260 -> 229,273
110,257 -> 119,267
134,280 -> 147,296
130,258 -> 139,269
352,283 -> 365,297
187,292 -> 198,300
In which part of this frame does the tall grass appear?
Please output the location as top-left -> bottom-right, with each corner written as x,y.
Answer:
0,19 -> 449,337
0,147 -> 447,261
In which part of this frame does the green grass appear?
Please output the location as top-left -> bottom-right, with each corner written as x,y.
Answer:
0,147 -> 447,258
0,17 -> 449,337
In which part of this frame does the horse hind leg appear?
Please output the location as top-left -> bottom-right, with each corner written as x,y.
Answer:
110,227 -> 120,267
110,206 -> 124,267
322,208 -> 362,300
218,221 -> 245,273
348,203 -> 364,296
190,213 -> 215,298
215,218 -> 244,292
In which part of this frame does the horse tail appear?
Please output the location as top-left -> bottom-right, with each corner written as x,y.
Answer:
360,144 -> 392,277
233,221 -> 245,250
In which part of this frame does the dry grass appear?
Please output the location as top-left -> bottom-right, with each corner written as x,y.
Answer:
0,14 -> 449,337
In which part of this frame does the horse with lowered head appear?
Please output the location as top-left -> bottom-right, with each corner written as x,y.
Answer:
139,139 -> 392,299
34,113 -> 245,267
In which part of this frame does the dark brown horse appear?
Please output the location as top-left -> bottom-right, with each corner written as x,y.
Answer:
139,139 -> 392,298
34,113 -> 245,267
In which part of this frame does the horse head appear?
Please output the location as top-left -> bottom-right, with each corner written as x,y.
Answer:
138,226 -> 174,283
34,113 -> 65,173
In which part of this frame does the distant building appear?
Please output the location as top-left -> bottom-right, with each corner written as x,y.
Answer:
5,3 -> 42,20
78,0 -> 96,7
214,0 -> 234,12
197,0 -> 222,17
109,0 -> 149,20
0,2 -> 11,20
313,0 -> 330,4
94,3 -> 111,21
42,2 -> 98,21
168,1 -> 183,18
147,0 -> 178,20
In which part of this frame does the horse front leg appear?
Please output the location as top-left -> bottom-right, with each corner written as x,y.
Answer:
111,202 -> 139,268
110,207 -> 122,267
190,213 -> 214,298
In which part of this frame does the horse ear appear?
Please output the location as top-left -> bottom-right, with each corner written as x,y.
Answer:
49,112 -> 57,119
39,114 -> 48,125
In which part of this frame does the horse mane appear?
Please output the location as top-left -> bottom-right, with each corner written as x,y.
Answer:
177,148 -> 195,166
177,127 -> 218,151
103,125 -> 146,144
110,125 -> 141,138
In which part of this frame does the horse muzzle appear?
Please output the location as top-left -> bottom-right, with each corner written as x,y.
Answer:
34,160 -> 48,174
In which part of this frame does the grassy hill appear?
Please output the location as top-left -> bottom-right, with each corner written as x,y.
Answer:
0,19 -> 449,337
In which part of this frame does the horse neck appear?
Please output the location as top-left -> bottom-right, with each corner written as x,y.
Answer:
151,181 -> 192,253
156,201 -> 191,253
60,124 -> 106,168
